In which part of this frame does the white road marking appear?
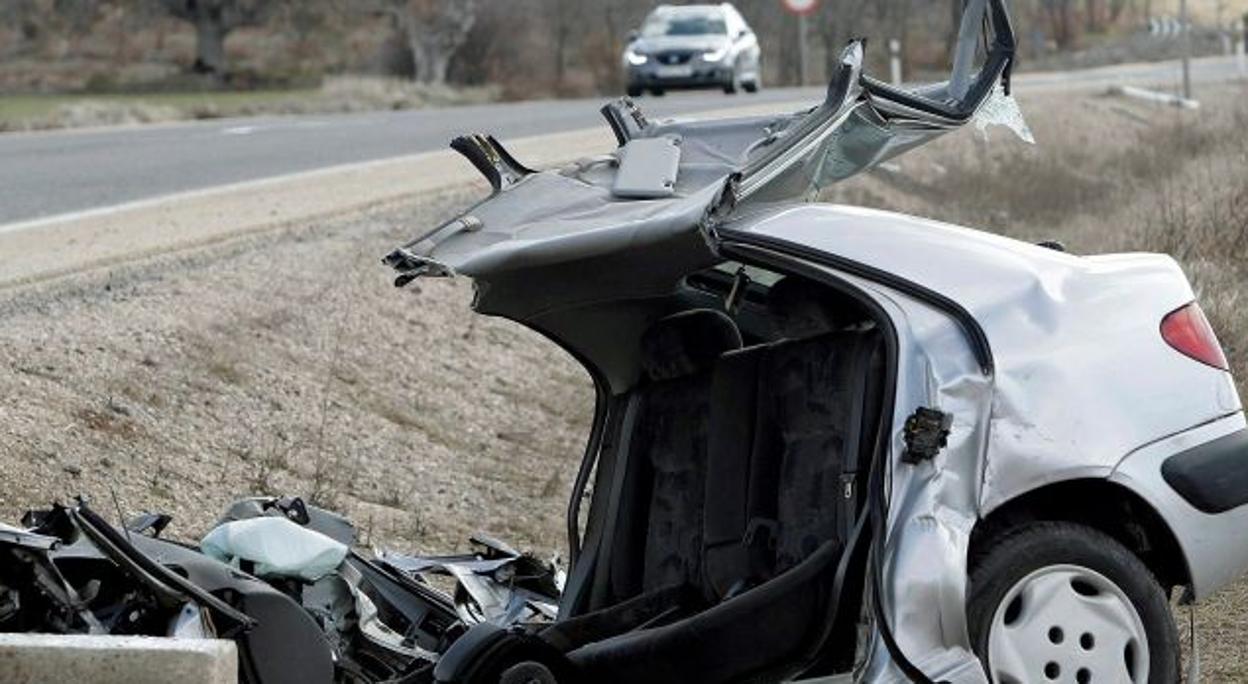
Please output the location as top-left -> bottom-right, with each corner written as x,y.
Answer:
0,151 -> 456,237
0,100 -> 806,239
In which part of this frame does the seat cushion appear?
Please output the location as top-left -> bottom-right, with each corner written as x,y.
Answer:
568,537 -> 845,684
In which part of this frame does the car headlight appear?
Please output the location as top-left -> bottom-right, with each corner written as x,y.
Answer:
625,49 -> 648,66
702,46 -> 729,62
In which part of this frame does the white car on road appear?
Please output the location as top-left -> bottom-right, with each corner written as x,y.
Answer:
623,3 -> 762,97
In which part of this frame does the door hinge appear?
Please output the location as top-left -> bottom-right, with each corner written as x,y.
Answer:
902,407 -> 953,464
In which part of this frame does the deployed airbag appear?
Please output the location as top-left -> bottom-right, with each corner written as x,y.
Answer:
201,517 -> 348,582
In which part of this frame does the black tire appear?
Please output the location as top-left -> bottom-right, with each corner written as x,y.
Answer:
626,85 -> 643,98
743,79 -> 759,93
723,80 -> 737,94
968,522 -> 1179,684
649,87 -> 666,96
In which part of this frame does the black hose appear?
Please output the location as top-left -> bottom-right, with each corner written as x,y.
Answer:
865,432 -> 945,684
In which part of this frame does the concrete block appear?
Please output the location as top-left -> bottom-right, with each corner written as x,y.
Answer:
0,634 -> 237,684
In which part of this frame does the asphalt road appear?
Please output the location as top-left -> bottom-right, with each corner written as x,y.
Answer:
0,55 -> 1240,227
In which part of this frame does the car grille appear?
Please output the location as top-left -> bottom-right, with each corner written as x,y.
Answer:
654,50 -> 696,65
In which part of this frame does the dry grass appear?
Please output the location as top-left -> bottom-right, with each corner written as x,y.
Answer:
0,77 -> 498,132
823,81 -> 1248,679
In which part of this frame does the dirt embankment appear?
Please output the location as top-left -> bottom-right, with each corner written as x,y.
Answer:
0,188 -> 594,558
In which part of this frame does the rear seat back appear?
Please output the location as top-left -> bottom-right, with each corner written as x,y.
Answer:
761,329 -> 881,574
632,309 -> 742,593
700,329 -> 882,598
700,275 -> 886,598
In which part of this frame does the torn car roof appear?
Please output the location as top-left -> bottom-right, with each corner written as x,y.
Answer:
386,1 -> 1014,312
383,0 -> 1017,388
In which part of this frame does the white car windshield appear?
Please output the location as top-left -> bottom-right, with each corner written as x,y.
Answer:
642,13 -> 727,37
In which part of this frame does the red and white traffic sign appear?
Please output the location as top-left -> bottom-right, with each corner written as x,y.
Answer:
781,0 -> 819,15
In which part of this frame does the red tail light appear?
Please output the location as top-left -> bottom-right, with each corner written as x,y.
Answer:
1161,302 -> 1229,370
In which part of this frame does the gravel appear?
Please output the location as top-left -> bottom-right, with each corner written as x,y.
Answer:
0,187 -> 594,558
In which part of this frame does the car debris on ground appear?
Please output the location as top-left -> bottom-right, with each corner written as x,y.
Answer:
0,495 -> 560,683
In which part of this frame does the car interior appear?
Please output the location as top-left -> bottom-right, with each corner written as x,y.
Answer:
436,262 -> 893,683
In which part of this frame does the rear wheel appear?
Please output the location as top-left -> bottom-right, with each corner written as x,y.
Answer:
967,522 -> 1179,684
649,87 -> 666,97
626,85 -> 643,98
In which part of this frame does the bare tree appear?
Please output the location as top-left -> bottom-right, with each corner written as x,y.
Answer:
155,0 -> 285,76
283,0 -> 341,62
56,0 -> 104,41
1085,0 -> 1105,33
367,0 -> 480,85
3,0 -> 101,58
544,0 -> 576,86
1041,0 -> 1079,49
576,0 -> 648,92
817,0 -> 871,80
0,0 -> 45,55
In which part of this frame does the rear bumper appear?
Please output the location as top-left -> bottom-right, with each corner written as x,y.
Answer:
1111,412 -> 1248,600
1161,427 -> 1248,513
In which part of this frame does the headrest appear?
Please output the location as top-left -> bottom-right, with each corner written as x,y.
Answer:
768,277 -> 842,339
640,309 -> 742,382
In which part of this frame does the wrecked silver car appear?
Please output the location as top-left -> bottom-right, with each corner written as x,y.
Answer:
381,1 -> 1248,683
6,0 -> 1247,682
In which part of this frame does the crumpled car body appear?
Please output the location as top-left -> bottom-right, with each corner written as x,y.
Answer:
381,534 -> 563,627
0,497 -> 557,684
382,1 -> 1248,682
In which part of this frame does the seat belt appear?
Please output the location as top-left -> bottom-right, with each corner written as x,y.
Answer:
837,332 -> 877,542
739,346 -> 784,587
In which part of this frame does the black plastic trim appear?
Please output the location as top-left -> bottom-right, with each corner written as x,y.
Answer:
72,504 -> 257,635
1162,427 -> 1248,514
600,104 -> 630,147
718,230 -> 995,375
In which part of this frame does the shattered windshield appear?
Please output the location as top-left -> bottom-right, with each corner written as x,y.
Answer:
642,13 -> 727,37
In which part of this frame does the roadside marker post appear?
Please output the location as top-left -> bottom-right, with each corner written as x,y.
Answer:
798,13 -> 808,85
1237,19 -> 1246,79
781,0 -> 818,86
889,39 -> 903,85
1179,0 -> 1192,100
